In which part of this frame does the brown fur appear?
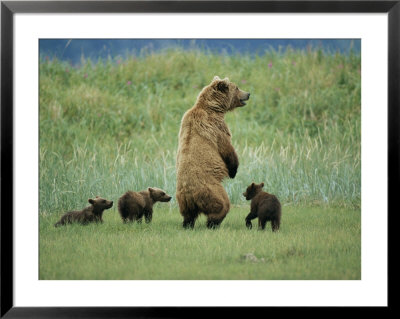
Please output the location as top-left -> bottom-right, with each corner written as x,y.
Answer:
176,76 -> 250,229
118,187 -> 172,223
54,196 -> 113,227
243,182 -> 281,231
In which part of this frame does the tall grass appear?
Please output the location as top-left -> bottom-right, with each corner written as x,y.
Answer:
39,47 -> 360,214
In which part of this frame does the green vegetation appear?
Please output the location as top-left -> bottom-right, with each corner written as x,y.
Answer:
39,47 -> 361,279
40,206 -> 360,280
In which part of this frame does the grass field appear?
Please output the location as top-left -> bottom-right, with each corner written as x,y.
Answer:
40,205 -> 360,280
39,46 -> 361,280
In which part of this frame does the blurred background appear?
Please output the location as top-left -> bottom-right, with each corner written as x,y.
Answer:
40,39 -> 360,64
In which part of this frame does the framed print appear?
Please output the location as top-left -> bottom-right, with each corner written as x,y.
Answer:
1,0 -> 396,317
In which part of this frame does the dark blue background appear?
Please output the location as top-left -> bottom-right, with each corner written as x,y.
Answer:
40,39 -> 360,64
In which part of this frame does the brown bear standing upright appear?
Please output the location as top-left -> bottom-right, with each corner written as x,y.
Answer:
243,182 -> 281,231
118,187 -> 172,223
54,196 -> 113,227
176,76 -> 250,229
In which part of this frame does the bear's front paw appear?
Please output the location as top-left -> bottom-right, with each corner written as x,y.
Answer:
228,166 -> 237,178
245,219 -> 252,229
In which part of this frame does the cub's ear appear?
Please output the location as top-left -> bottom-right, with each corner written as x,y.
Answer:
213,75 -> 221,81
88,198 -> 95,204
260,183 -> 264,188
251,182 -> 255,187
148,187 -> 154,193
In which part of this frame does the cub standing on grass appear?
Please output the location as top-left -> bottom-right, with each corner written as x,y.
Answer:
54,196 -> 113,227
118,187 -> 172,223
243,182 -> 281,231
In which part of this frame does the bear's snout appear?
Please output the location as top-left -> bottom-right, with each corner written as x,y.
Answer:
239,92 -> 250,106
160,195 -> 172,202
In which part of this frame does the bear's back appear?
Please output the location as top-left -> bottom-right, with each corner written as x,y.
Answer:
253,192 -> 281,218
61,206 -> 94,224
118,191 -> 146,211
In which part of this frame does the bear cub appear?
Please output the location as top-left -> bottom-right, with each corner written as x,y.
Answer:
118,187 -> 172,223
54,196 -> 113,227
243,182 -> 281,231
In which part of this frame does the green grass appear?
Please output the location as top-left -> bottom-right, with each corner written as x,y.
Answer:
39,47 -> 361,280
40,205 -> 360,280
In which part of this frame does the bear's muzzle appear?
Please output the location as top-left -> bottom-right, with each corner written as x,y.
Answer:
239,92 -> 250,106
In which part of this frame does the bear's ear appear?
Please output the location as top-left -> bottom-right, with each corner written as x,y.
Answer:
260,183 -> 264,188
148,187 -> 154,193
88,198 -> 95,205
251,182 -> 255,188
213,75 -> 221,81
216,79 -> 229,92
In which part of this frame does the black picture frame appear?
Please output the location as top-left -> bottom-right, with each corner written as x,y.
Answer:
1,1 -> 395,317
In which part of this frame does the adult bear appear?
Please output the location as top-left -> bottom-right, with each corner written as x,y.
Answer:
176,76 -> 250,229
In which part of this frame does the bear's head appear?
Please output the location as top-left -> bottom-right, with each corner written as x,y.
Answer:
243,182 -> 264,200
88,196 -> 114,210
148,187 -> 172,203
198,76 -> 250,112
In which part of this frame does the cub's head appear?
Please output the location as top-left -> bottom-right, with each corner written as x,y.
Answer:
88,196 -> 114,210
148,187 -> 172,203
243,182 -> 264,200
198,76 -> 250,112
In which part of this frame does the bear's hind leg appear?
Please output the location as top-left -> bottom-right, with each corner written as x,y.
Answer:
181,208 -> 199,229
127,211 -> 136,223
258,217 -> 267,230
200,188 -> 230,229
183,216 -> 197,229
177,193 -> 199,229
271,217 -> 280,232
206,218 -> 224,229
